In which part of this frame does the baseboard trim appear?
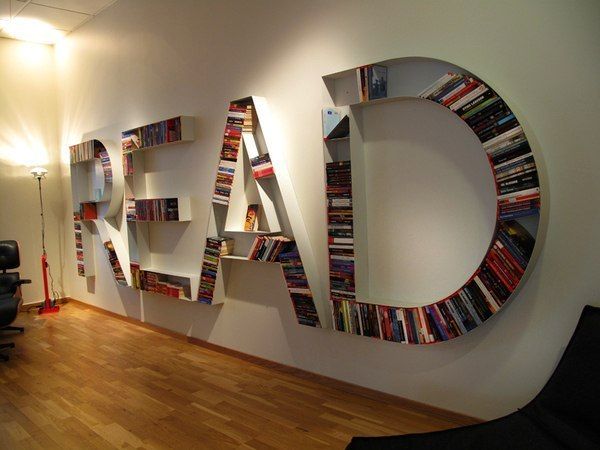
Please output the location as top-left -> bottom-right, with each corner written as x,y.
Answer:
64,297 -> 482,426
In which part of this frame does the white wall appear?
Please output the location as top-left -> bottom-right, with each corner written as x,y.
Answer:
53,0 -> 600,420
0,38 -> 64,303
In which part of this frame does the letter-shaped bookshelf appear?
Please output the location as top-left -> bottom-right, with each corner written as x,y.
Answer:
322,58 -> 543,343
201,97 -> 325,327
69,139 -> 128,286
122,116 -> 199,301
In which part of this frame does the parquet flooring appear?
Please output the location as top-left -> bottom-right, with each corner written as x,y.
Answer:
0,301 -> 477,449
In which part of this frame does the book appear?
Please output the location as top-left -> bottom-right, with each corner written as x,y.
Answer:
356,65 -> 388,102
368,65 -> 388,100
244,204 -> 260,231
250,153 -> 274,179
322,107 -> 349,140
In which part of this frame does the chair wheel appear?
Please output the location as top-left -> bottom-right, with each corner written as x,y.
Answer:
0,354 -> 8,362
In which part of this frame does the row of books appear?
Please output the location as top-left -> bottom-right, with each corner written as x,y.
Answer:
419,73 -> 540,220
247,235 -> 295,262
74,222 -> 85,276
326,161 -> 356,305
279,248 -> 321,327
332,220 -> 534,343
212,103 -> 255,205
121,117 -> 184,151
74,202 -> 97,221
99,149 -> 113,183
356,65 -> 388,102
69,140 -> 98,164
198,237 -> 234,304
138,270 -> 189,300
123,152 -> 134,176
125,198 -> 136,222
250,153 -> 274,179
134,198 -> 179,221
103,241 -> 127,286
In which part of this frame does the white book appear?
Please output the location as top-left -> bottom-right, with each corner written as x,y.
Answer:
396,309 -> 408,344
417,307 -> 432,343
483,126 -> 524,151
497,186 -> 540,201
450,85 -> 488,111
494,152 -> 534,170
418,72 -> 454,98
329,255 -> 355,261
474,276 -> 500,313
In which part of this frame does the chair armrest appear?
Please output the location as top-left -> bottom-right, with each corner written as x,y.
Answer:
13,279 -> 31,286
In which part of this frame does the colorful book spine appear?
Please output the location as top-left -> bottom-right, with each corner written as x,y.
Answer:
250,153 -> 275,179
69,140 -> 98,164
212,103 -> 254,205
326,161 -> 356,316
74,221 -> 85,276
197,237 -> 234,304
134,198 -> 179,221
122,152 -> 134,176
103,240 -> 127,286
279,247 -> 321,327
420,73 -> 540,220
121,117 -> 183,152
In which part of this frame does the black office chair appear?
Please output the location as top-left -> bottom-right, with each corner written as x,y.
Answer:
0,240 -> 30,361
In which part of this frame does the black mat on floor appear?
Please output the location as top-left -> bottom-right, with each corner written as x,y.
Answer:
346,305 -> 600,450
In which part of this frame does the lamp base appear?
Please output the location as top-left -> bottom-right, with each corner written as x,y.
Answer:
38,305 -> 60,315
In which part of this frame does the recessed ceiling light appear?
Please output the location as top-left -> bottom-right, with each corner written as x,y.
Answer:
0,17 -> 65,45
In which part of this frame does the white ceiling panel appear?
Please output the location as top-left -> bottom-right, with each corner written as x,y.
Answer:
10,0 -> 28,18
32,0 -> 115,15
17,2 -> 89,30
0,1 -> 10,18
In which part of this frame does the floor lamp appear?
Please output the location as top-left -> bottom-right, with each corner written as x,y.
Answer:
30,167 -> 60,315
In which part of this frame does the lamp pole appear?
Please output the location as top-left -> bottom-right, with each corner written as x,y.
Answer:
30,167 -> 59,315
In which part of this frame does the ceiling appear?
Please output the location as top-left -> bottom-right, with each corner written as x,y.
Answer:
0,0 -> 117,41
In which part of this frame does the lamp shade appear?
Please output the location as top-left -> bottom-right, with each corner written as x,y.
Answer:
30,167 -> 48,179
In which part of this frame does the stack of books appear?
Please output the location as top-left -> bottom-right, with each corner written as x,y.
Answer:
279,248 -> 321,327
130,261 -> 141,289
74,222 -> 84,276
103,240 -> 127,286
140,270 -> 187,299
69,140 -> 98,164
125,198 -> 136,221
356,65 -> 388,102
121,117 -> 183,151
247,235 -> 295,262
198,237 -> 234,304
212,103 -> 253,205
242,104 -> 255,132
326,161 -> 355,305
250,154 -> 274,179
332,220 -> 535,343
123,152 -> 134,176
419,73 -> 540,220
135,198 -> 179,221
99,149 -> 112,183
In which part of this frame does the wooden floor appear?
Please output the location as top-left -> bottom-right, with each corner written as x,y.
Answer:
0,302 -> 477,449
